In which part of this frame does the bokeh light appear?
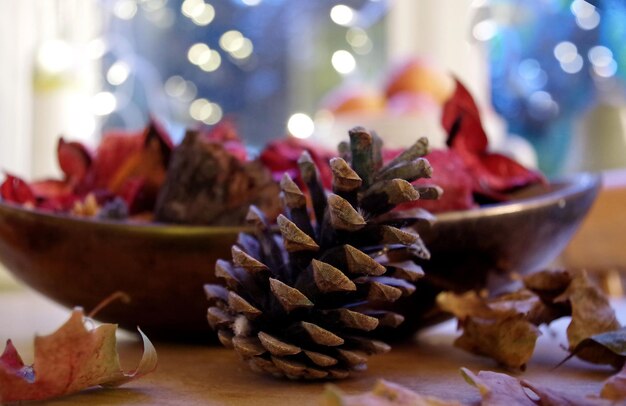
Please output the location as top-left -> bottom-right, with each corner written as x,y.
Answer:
191,4 -> 215,26
472,19 -> 497,41
37,40 -> 73,74
219,30 -> 245,53
287,113 -> 314,139
561,54 -> 583,74
331,50 -> 356,74
92,92 -> 117,116
114,0 -> 138,20
165,76 -> 187,98
330,5 -> 354,26
554,41 -> 578,63
230,38 -> 253,60
107,61 -> 131,86
199,50 -> 222,72
188,43 -> 211,65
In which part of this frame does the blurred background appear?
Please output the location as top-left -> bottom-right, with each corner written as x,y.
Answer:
1,0 -> 625,180
1,0 -> 626,288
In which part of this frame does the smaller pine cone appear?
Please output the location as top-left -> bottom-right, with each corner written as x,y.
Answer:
206,127 -> 441,380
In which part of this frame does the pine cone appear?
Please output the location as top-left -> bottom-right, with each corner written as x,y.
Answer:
154,130 -> 281,226
205,127 -> 441,380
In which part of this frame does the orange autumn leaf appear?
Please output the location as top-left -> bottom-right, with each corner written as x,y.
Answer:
0,308 -> 157,403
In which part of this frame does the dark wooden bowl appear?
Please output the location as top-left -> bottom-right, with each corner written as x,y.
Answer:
0,173 -> 600,340
0,207 -> 245,340
396,172 -> 602,333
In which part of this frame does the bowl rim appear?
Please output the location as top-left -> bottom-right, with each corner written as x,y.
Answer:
436,172 -> 601,222
0,200 -> 250,235
0,172 -> 601,232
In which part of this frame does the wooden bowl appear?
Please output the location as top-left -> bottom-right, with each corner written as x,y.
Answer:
396,172 -> 602,333
0,206 -> 244,340
0,173 -> 600,340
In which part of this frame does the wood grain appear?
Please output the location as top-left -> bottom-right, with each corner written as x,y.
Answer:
1,289 -> 622,405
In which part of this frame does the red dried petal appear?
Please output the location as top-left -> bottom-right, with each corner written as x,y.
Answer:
64,121 -> 173,211
37,196 -> 80,213
479,153 -> 545,192
144,116 -> 174,152
0,175 -> 36,205
442,79 -> 488,155
116,177 -> 158,215
389,149 -> 475,213
83,130 -> 144,191
260,138 -> 334,188
441,79 -> 544,200
28,180 -> 78,212
57,138 -> 92,186
30,180 -> 72,199
0,340 -> 25,371
202,119 -> 240,143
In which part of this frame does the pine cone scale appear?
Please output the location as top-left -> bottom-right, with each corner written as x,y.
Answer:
304,350 -> 338,367
300,321 -> 345,346
269,278 -> 314,312
258,331 -> 301,356
232,336 -> 265,357
311,259 -> 357,293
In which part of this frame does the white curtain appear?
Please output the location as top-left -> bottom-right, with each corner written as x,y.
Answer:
0,2 -> 38,179
0,0 -> 100,181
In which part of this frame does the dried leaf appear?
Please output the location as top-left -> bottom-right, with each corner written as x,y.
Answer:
462,368 -> 609,406
555,271 -> 621,354
99,121 -> 172,214
321,380 -> 461,406
565,328 -> 626,370
455,315 -> 540,370
601,363 -> 626,401
460,368 -> 535,406
0,174 -> 36,206
488,289 -> 566,326
2,120 -> 173,217
520,379 -> 610,406
0,308 -> 157,403
436,291 -> 493,320
437,291 -> 542,369
523,269 -> 573,305
441,79 -> 544,200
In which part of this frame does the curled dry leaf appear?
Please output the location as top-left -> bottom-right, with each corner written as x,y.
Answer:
439,269 -> 622,369
321,380 -> 462,406
601,362 -> 626,401
523,269 -> 572,298
554,271 -> 621,354
319,367 -> 625,406
0,308 -> 157,403
460,368 -> 535,406
462,368 -> 612,406
437,291 -> 543,369
565,328 -> 626,370
454,315 -> 540,371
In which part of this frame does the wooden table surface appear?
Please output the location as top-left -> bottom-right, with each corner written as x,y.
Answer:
2,284 -> 624,405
